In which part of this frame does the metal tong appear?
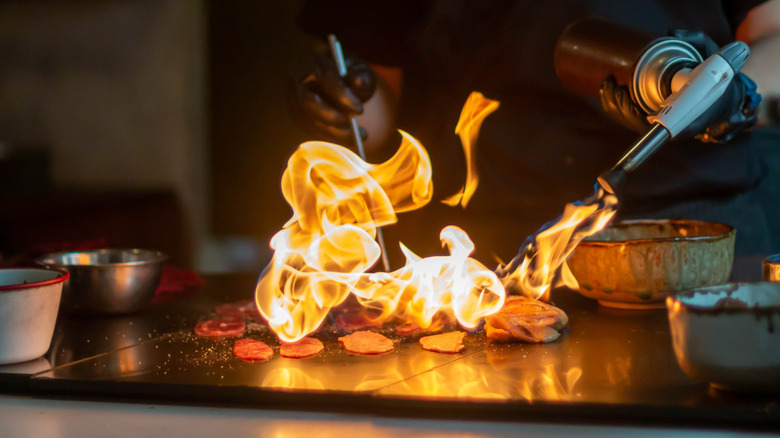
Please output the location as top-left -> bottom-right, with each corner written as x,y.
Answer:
328,34 -> 391,272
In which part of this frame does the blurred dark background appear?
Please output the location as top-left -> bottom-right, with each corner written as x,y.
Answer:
1,1 -> 779,273
0,1 -> 313,271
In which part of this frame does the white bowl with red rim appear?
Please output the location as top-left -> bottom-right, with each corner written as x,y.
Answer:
666,282 -> 780,392
0,268 -> 69,365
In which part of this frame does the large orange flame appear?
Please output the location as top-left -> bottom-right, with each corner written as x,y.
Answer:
256,130 -> 505,342
498,187 -> 618,301
442,92 -> 500,208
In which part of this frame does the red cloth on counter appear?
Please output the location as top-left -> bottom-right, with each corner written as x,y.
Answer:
155,265 -> 205,295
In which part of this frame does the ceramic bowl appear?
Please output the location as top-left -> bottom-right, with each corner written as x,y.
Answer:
763,254 -> 780,282
666,282 -> 780,392
0,268 -> 69,365
36,248 -> 167,315
567,219 -> 735,309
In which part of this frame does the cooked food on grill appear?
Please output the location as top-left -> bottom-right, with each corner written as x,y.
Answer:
194,316 -> 246,339
334,310 -> 381,332
215,299 -> 261,319
394,322 -> 420,336
280,337 -> 325,358
338,330 -> 394,355
419,331 -> 466,353
485,296 -> 568,343
233,338 -> 274,362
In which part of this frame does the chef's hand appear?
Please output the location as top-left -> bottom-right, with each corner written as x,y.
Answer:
598,75 -> 651,134
599,30 -> 761,143
288,47 -> 376,144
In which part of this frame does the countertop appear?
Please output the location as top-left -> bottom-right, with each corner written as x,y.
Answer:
1,273 -> 778,436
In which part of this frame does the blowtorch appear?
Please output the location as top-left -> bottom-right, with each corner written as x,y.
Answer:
554,18 -> 752,194
498,19 -> 754,290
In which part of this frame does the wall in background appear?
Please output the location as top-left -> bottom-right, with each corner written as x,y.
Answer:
0,0 -> 206,266
206,1 -> 315,270
0,0 -> 320,271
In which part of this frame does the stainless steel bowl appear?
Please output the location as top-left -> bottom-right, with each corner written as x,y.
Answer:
36,249 -> 167,315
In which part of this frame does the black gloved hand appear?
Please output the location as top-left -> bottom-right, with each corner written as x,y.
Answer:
598,29 -> 760,143
288,47 -> 376,144
599,75 -> 651,134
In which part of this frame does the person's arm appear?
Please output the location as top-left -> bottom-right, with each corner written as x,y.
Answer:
737,0 -> 780,125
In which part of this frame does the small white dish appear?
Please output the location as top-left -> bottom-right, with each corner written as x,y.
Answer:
0,268 -> 69,365
666,282 -> 780,392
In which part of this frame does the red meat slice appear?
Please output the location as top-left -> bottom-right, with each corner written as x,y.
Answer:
215,299 -> 261,318
338,330 -> 394,355
280,337 -> 324,359
334,310 -> 381,332
233,338 -> 274,362
215,300 -> 248,317
395,322 -> 420,337
419,331 -> 466,353
194,316 -> 246,339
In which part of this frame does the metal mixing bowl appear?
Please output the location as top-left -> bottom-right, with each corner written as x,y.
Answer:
36,249 -> 167,315
566,219 -> 735,309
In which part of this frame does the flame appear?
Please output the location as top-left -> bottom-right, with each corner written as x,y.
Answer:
380,360 -> 582,402
262,368 -> 326,391
256,130 -> 505,342
515,365 -> 582,402
442,92 -> 500,208
499,187 -> 618,301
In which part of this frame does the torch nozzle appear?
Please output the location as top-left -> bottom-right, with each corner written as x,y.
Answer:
596,123 -> 671,194
597,168 -> 627,195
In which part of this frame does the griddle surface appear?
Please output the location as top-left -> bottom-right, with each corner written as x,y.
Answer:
2,273 -> 778,430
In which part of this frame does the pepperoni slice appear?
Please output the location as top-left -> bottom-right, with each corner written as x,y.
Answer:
395,322 -> 420,337
215,300 -> 249,317
233,338 -> 274,362
280,337 -> 324,359
419,331 -> 466,353
215,299 -> 261,318
194,316 -> 246,339
338,330 -> 394,355
334,310 -> 381,332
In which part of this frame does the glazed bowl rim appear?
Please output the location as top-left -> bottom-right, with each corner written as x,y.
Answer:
579,219 -> 735,246
765,254 -> 780,264
666,282 -> 780,313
